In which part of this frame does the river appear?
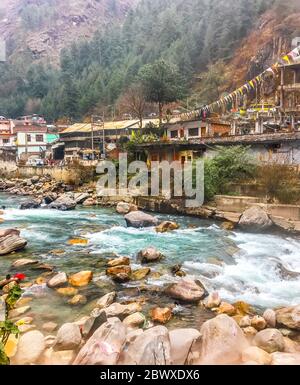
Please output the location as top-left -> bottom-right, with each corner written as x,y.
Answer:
1,192 -> 300,330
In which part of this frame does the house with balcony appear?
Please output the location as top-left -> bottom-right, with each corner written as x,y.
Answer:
278,62 -> 300,129
167,118 -> 231,141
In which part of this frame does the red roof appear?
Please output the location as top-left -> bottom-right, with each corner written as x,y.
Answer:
13,125 -> 48,134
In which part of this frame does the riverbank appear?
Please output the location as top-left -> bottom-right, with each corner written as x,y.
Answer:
1,177 -> 300,364
1,175 -> 300,235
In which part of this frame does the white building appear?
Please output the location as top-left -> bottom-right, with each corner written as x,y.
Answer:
14,125 -> 48,159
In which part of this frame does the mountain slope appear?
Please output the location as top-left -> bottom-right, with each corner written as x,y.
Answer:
0,0 -> 139,64
0,0 -> 299,120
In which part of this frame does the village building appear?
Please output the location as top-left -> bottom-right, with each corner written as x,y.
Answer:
278,61 -> 300,129
0,118 -> 15,147
56,119 -> 159,161
136,131 -> 300,166
167,118 -> 231,140
14,124 -> 58,161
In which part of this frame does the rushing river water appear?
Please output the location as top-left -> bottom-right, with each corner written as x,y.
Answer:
1,192 -> 300,330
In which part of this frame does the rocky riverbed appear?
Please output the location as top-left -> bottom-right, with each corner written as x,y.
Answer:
1,176 -> 300,364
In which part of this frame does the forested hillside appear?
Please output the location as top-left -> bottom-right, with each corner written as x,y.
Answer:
0,0 -> 299,121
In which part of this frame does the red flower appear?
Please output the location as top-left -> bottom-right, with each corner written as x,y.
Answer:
13,273 -> 26,281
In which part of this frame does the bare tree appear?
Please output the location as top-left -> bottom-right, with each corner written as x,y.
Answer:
118,83 -> 147,128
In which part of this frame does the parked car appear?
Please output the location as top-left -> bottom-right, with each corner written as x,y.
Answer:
26,158 -> 45,167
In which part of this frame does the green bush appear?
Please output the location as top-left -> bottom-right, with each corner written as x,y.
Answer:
204,146 -> 256,201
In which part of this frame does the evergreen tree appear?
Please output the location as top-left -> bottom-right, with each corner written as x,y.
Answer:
139,59 -> 186,124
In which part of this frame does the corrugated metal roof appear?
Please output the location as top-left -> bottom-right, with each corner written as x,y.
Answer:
61,119 -> 160,134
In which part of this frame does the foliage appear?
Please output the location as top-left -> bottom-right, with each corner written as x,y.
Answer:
257,163 -> 300,204
0,0 -> 276,120
0,283 -> 22,365
5,285 -> 22,314
195,60 -> 230,105
139,60 -> 186,123
66,159 -> 95,186
204,146 -> 256,201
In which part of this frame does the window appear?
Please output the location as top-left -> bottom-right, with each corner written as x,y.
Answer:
170,130 -> 178,138
3,139 -> 9,144
26,134 -> 31,142
36,134 -> 44,142
188,128 -> 199,137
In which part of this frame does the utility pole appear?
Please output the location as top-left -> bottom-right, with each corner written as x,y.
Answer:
91,114 -> 105,159
91,118 -> 94,156
102,112 -> 105,159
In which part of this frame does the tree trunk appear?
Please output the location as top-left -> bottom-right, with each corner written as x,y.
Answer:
158,102 -> 163,126
139,115 -> 143,129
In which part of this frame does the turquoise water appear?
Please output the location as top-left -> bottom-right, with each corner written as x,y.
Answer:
1,192 -> 300,329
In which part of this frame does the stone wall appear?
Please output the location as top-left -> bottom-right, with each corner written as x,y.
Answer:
0,160 -> 18,176
14,166 -> 79,184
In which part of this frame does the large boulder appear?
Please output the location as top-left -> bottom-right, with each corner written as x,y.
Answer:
68,294 -> 87,306
54,323 -> 82,350
12,259 -> 39,268
165,278 -> 208,303
68,271 -> 93,287
107,256 -> 130,267
124,211 -> 158,228
116,202 -> 138,215
263,309 -> 277,328
96,292 -> 117,309
73,318 -> 126,365
239,206 -> 273,232
156,221 -> 179,233
48,196 -> 76,211
203,292 -> 221,309
104,302 -> 142,318
137,247 -> 164,264
81,310 -> 107,338
254,329 -> 285,353
47,272 -> 68,288
150,307 -> 172,324
40,348 -> 75,365
131,267 -> 151,280
169,328 -> 201,365
195,314 -> 249,364
119,326 -> 172,365
251,315 -> 267,331
123,312 -> 146,328
0,229 -> 27,256
271,352 -> 300,365
106,265 -> 132,283
44,193 -> 58,204
82,198 -> 97,207
241,346 -> 272,365
12,330 -> 45,365
20,200 -> 40,210
0,229 -> 20,238
276,305 -> 300,330
74,193 -> 90,204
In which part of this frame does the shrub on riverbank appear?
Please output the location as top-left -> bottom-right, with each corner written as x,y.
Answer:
204,146 -> 256,201
257,163 -> 300,204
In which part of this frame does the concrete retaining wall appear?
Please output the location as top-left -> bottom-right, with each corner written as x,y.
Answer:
214,195 -> 266,213
0,160 -> 18,176
15,166 -> 80,184
264,204 -> 300,221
